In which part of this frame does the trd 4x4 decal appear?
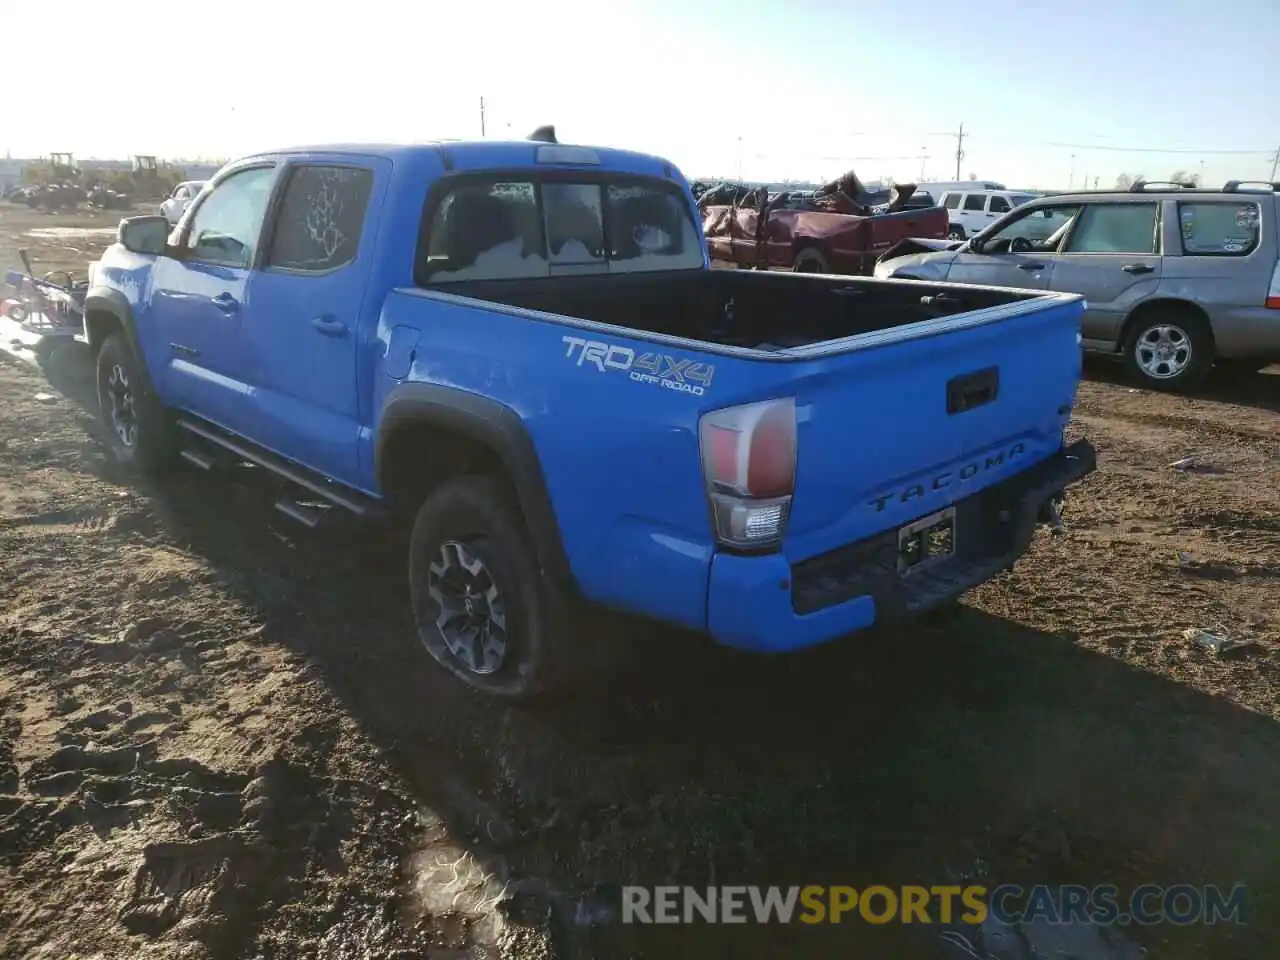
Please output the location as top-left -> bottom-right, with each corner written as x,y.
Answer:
561,336 -> 715,397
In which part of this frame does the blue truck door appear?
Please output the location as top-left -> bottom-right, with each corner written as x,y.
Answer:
147,164 -> 279,433
240,159 -> 384,488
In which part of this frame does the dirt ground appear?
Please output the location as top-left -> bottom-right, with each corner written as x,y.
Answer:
1,201 -> 1278,959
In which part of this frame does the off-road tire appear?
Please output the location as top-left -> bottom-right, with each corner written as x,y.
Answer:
408,476 -> 579,701
792,248 -> 830,274
95,333 -> 176,471
1122,308 -> 1214,393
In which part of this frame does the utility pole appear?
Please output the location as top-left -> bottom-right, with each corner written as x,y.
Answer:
480,96 -> 486,137
954,122 -> 965,180
1270,143 -> 1280,182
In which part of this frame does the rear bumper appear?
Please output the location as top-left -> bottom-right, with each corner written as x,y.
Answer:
705,439 -> 1097,652
1208,307 -> 1280,359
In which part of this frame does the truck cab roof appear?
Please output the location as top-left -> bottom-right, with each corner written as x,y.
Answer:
232,140 -> 682,181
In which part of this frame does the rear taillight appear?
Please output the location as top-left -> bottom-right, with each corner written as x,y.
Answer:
1267,259 -> 1280,309
698,398 -> 796,550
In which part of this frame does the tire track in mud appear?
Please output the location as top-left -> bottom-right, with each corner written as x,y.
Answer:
0,353 -> 551,958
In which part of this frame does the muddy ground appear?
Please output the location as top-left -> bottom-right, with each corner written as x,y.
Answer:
1,201 -> 1278,959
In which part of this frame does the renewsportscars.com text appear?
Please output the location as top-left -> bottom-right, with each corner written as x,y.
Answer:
621,884 -> 1249,926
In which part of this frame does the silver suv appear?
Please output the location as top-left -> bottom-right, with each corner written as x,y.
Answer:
875,180 -> 1280,390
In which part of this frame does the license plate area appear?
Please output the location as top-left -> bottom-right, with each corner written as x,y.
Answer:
897,507 -> 956,575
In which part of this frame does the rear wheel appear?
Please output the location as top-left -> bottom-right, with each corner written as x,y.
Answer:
946,225 -> 966,241
1122,308 -> 1213,392
408,476 -> 575,700
95,333 -> 176,471
793,248 -> 829,274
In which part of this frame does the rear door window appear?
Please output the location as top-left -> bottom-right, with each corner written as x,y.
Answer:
942,192 -> 962,209
265,165 -> 374,272
1177,201 -> 1260,256
1065,203 -> 1158,254
420,178 -> 703,282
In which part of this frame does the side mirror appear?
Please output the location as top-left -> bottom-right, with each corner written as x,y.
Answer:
117,215 -> 172,256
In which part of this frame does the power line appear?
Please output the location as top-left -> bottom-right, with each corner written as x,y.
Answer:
990,137 -> 1270,155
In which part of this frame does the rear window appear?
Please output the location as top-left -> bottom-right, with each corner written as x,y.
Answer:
1065,203 -> 1158,254
1177,201 -> 1260,256
942,193 -> 961,209
963,194 -> 985,211
420,178 -> 704,283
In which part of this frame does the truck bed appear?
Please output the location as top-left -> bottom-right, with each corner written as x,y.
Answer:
428,268 -> 1043,353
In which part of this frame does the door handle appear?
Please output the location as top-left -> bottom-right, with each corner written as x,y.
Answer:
1122,263 -> 1155,274
211,292 -> 239,314
1018,262 -> 1046,271
311,316 -> 348,337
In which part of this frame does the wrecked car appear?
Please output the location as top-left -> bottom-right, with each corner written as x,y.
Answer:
701,170 -> 950,275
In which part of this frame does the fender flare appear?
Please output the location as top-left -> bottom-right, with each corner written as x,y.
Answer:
83,286 -> 143,359
375,382 -> 577,594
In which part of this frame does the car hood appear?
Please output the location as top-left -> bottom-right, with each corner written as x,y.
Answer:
873,247 -> 962,279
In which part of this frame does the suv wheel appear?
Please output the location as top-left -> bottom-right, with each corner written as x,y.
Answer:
1123,309 -> 1213,392
947,226 -> 966,241
408,476 -> 569,700
95,333 -> 176,471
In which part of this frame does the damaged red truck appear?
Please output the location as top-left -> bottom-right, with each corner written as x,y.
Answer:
700,171 -> 949,275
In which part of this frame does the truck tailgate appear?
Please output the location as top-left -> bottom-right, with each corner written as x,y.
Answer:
776,293 -> 1083,564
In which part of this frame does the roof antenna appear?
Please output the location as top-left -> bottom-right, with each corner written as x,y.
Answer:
528,125 -> 558,144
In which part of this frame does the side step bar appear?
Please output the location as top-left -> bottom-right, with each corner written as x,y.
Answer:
176,418 -> 385,520
274,498 -> 325,528
179,448 -> 216,471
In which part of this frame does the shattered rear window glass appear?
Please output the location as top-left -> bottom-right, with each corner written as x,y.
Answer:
266,166 -> 374,272
421,178 -> 702,282
605,185 -> 704,273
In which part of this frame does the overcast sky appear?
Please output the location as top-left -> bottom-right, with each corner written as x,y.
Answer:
7,0 -> 1277,189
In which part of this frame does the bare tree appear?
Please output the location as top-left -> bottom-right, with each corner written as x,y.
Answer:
1168,169 -> 1201,186
1114,172 -> 1146,190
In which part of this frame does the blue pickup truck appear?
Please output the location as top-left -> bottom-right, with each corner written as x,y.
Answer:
83,131 -> 1096,699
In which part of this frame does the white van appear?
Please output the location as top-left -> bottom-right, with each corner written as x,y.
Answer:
936,188 -> 1040,240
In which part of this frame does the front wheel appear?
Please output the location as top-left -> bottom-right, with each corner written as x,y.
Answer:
408,476 -> 571,700
1122,311 -> 1213,392
95,333 -> 176,471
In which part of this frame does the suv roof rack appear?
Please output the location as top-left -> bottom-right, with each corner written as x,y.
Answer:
1222,180 -> 1280,193
1129,180 -> 1197,192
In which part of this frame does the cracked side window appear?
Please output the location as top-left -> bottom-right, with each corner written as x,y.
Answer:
266,165 -> 374,272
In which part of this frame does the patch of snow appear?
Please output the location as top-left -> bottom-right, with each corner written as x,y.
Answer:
551,238 -> 600,264
431,240 -> 550,281
24,227 -> 117,240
